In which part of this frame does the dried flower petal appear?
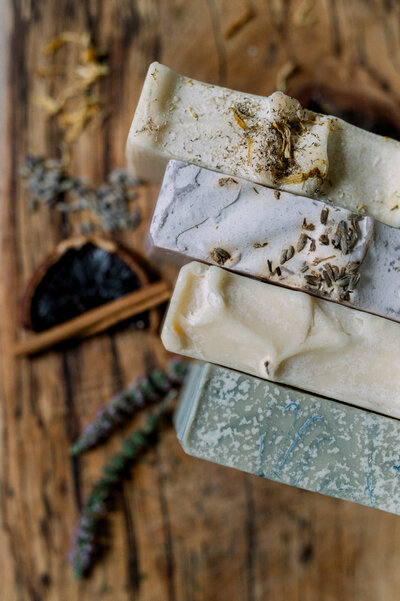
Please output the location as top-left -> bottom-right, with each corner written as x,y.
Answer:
35,94 -> 63,115
37,32 -> 109,149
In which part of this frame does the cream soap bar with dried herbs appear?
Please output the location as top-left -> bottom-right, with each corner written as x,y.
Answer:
176,362 -> 400,516
150,160 -> 400,322
161,262 -> 400,419
127,62 -> 400,228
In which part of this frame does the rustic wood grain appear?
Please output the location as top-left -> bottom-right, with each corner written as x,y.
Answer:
2,1 -> 400,599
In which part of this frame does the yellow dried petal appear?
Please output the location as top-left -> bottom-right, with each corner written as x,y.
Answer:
247,137 -> 253,165
34,94 -> 62,115
81,47 -> 99,64
187,106 -> 198,119
75,63 -> 109,86
231,107 -> 247,129
42,31 -> 82,54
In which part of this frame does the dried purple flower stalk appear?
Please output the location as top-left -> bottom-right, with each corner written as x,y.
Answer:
69,392 -> 175,579
70,358 -> 188,455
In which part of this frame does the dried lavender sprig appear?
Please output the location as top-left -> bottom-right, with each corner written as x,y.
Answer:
20,155 -> 83,208
69,392 -> 175,580
70,359 -> 188,455
20,155 -> 141,232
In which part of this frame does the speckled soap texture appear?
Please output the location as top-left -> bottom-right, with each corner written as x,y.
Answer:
150,160 -> 400,323
127,62 -> 400,227
176,363 -> 400,515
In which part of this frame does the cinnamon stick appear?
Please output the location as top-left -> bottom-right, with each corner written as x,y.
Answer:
82,289 -> 171,337
13,281 -> 170,357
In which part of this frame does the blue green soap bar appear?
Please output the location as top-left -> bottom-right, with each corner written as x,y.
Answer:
175,362 -> 400,515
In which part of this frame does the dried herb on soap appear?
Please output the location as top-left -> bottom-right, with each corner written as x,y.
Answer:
280,245 -> 295,264
229,96 -> 311,183
70,359 -> 188,454
247,137 -> 253,164
320,207 -> 329,224
322,269 -> 332,287
330,216 -> 360,255
268,113 -> 316,182
187,106 -> 198,119
304,274 -> 321,289
218,177 -> 239,186
231,107 -> 248,129
312,255 -> 335,265
20,156 -> 140,233
211,247 -> 231,265
302,218 -> 315,231
301,256 -> 362,300
297,233 -> 308,252
347,260 -> 361,274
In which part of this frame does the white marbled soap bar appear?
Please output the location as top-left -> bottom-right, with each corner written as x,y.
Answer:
127,62 -> 400,227
176,362 -> 400,516
150,160 -> 400,323
162,262 -> 400,419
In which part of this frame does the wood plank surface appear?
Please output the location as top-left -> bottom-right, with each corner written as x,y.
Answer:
2,1 -> 400,600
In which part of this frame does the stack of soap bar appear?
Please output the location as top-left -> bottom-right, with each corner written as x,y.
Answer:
161,261 -> 400,419
176,362 -> 400,516
127,62 -> 400,227
130,62 -> 400,513
150,160 -> 400,323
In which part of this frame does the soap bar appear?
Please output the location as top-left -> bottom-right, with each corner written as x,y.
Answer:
176,362 -> 400,516
161,262 -> 400,419
150,160 -> 400,322
127,63 -> 330,196
127,62 -> 400,227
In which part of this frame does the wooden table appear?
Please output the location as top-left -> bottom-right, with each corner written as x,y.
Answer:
2,1 -> 400,599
